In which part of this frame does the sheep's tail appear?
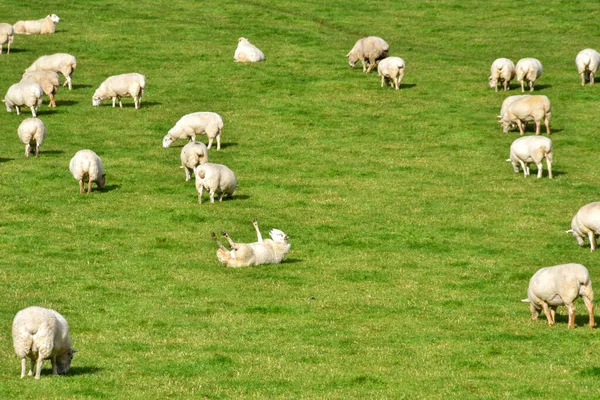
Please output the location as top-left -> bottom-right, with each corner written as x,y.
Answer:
505,158 -> 511,162
565,229 -> 574,234
521,298 -> 530,303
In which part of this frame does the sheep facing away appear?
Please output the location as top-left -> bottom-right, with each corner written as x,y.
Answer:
18,117 -> 46,157
180,141 -> 208,181
507,135 -> 553,179
499,95 -> 551,135
575,48 -> 600,86
25,53 -> 77,90
489,58 -> 515,91
377,57 -> 405,90
515,57 -> 543,92
69,150 -> 106,194
211,219 -> 291,267
522,263 -> 594,329
194,162 -> 236,204
163,112 -> 223,150
12,306 -> 76,379
234,37 -> 265,62
21,70 -> 60,107
0,23 -> 14,54
13,14 -> 60,35
347,36 -> 389,73
92,73 -> 146,109
567,202 -> 600,252
3,82 -> 44,117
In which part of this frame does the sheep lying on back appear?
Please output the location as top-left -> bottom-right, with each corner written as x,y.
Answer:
347,36 -> 389,73
575,48 -> 600,86
194,162 -> 236,204
567,202 -> 600,252
377,57 -> 405,90
3,82 -> 43,117
499,95 -> 551,135
522,263 -> 594,329
163,112 -> 223,150
14,14 -> 60,34
489,58 -> 515,91
234,37 -> 265,62
211,219 -> 290,267
18,118 -> 46,157
69,150 -> 106,194
180,141 -> 208,181
12,306 -> 76,379
0,23 -> 14,54
507,136 -> 553,179
25,53 -> 77,90
21,70 -> 60,108
515,58 -> 543,92
92,73 -> 146,109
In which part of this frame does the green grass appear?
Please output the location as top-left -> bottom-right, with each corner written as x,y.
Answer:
1,0 -> 600,398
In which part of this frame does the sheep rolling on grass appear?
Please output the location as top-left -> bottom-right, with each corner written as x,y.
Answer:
0,23 -> 14,54
211,219 -> 290,267
522,263 -> 594,329
21,70 -> 60,107
3,81 -> 43,117
13,14 -> 60,34
69,150 -> 106,194
234,37 -> 265,62
377,57 -> 405,90
25,53 -> 77,90
180,141 -> 208,181
163,112 -> 223,150
18,117 -> 46,157
515,58 -> 543,92
92,73 -> 146,109
575,48 -> 600,86
347,36 -> 389,73
194,162 -> 236,204
499,95 -> 551,135
12,306 -> 76,379
489,58 -> 515,91
567,202 -> 600,252
507,136 -> 552,179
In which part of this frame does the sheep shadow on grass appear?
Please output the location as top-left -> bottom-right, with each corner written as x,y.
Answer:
55,100 -> 78,107
552,313 -> 596,328
100,184 -> 121,193
71,84 -> 93,90
0,157 -> 13,164
65,366 -> 102,376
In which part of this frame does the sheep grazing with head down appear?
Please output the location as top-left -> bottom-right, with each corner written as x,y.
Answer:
347,36 -> 389,73
14,14 -> 60,35
3,81 -> 44,117
211,219 -> 291,267
163,112 -> 224,150
575,48 -> 600,86
69,150 -> 106,194
0,23 -> 14,54
234,37 -> 265,63
92,73 -> 146,109
489,58 -> 515,91
515,57 -> 543,92
194,162 -> 236,204
499,95 -> 551,136
18,117 -> 46,157
180,141 -> 208,181
21,70 -> 60,108
567,202 -> 600,252
507,135 -> 553,179
377,56 -> 405,90
25,53 -> 77,90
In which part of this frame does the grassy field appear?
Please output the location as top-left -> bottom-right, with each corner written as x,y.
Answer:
1,0 -> 600,398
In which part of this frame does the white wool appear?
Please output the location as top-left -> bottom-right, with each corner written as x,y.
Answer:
17,118 -> 46,157
377,56 -> 405,90
346,36 -> 389,73
515,58 -> 543,92
488,58 -> 515,91
499,95 -> 551,135
194,162 -> 236,204
508,135 -> 552,179
234,37 -> 265,62
21,70 -> 60,107
568,202 -> 600,252
3,81 -> 43,117
0,23 -> 14,54
575,48 -> 600,86
69,150 -> 106,194
180,141 -> 208,181
92,73 -> 146,109
13,14 -> 60,35
25,53 -> 77,90
163,112 -> 223,150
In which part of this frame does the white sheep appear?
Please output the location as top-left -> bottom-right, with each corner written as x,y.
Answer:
567,202 -> 600,252
194,162 -> 236,204
499,95 -> 551,135
489,58 -> 515,91
92,73 -> 146,109
234,37 -> 265,63
163,112 -> 223,150
377,56 -> 405,90
515,58 -> 543,92
12,306 -> 76,379
0,23 -> 14,54
3,81 -> 44,117
69,150 -> 106,194
507,135 -> 553,179
180,141 -> 208,181
13,14 -> 60,35
575,48 -> 600,86
347,36 -> 389,73
21,70 -> 60,108
522,263 -> 594,329
211,219 -> 291,267
25,53 -> 77,90
17,118 -> 46,157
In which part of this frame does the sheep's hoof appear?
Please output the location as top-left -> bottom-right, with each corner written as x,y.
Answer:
221,231 -> 227,236
210,232 -> 217,239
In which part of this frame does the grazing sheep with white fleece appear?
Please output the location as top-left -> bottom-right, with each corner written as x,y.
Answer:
499,95 -> 551,135
575,48 -> 600,86
163,112 -> 223,150
92,73 -> 146,109
25,53 -> 77,90
489,58 -> 515,91
0,23 -> 14,54
21,70 -> 60,107
12,306 -> 76,379
3,82 -> 43,117
69,150 -> 106,194
18,118 -> 46,157
234,37 -> 265,62
507,135 -> 553,179
180,141 -> 208,181
515,58 -> 543,92
522,263 -> 594,329
194,162 -> 236,204
567,202 -> 600,252
211,219 -> 290,267
13,14 -> 60,35
377,56 -> 405,90
347,36 -> 389,73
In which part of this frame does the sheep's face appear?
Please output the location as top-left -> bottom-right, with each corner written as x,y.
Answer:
162,135 -> 174,148
3,99 -> 12,112
499,117 -> 511,133
238,37 -> 248,44
97,174 -> 106,189
488,76 -> 498,88
347,53 -> 358,68
55,349 -> 76,375
510,161 -> 519,174
269,229 -> 289,244
92,90 -> 104,106
49,14 -> 60,23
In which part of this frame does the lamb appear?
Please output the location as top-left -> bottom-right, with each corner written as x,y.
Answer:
567,202 -> 600,252
211,219 -> 290,267
522,263 -> 594,329
515,58 -> 543,92
507,136 -> 553,179
21,70 -> 60,107
163,112 -> 223,150
180,141 -> 208,181
575,48 -> 600,86
488,58 -> 515,91
194,162 -> 236,204
12,306 -> 76,379
377,56 -> 405,90
3,82 -> 44,117
25,53 -> 77,90
0,23 -> 14,54
347,36 -> 389,73
499,95 -> 551,135
92,73 -> 146,109
13,14 -> 60,35
69,150 -> 106,194
17,118 -> 46,157
234,37 -> 265,63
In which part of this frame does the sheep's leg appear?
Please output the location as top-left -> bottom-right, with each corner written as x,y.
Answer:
546,158 -> 552,179
253,219 -> 263,242
567,303 -> 576,329
366,59 -> 376,73
216,135 -> 221,151
503,80 -> 509,91
34,356 -> 43,379
87,176 -> 93,194
529,80 -> 534,92
518,160 -> 527,177
534,121 -> 541,136
20,358 -> 26,378
591,72 -> 595,86
516,120 -> 524,135
218,192 -> 224,202
588,231 -> 596,252
211,232 -> 228,251
67,76 -> 72,90
118,97 -> 123,108
209,189 -> 215,203
79,179 -> 84,194
207,137 -> 213,150
35,144 -> 40,157
25,144 -> 31,157
520,80 -> 525,92
49,92 -> 56,107
582,295 -> 595,327
549,307 -> 557,324
544,116 -> 550,135
581,73 -> 586,86
31,106 -> 37,118
51,356 -> 57,375
541,302 -> 554,325
134,96 -> 139,109
222,231 -> 238,249
380,75 -> 385,88
27,357 -> 34,376
15,105 -> 21,115
361,59 -> 367,73
184,167 -> 191,182
112,97 -> 116,108
197,186 -> 203,204
536,163 -> 543,179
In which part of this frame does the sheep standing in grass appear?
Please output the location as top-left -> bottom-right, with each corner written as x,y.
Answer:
163,112 -> 223,150
21,71 -> 60,107
499,95 -> 551,135
12,306 -> 76,379
3,82 -> 43,117
25,53 -> 77,90
522,263 -> 594,329
515,58 -> 543,92
507,136 -> 553,179
347,36 -> 389,73
377,56 -> 405,90
13,14 -> 60,34
211,219 -> 290,267
180,141 -> 208,181
234,37 -> 265,62
567,202 -> 600,252
498,94 -> 530,132
194,162 -> 236,204
0,23 -> 14,54
92,73 -> 146,109
69,150 -> 106,194
489,58 -> 515,91
575,48 -> 600,86
18,118 -> 46,157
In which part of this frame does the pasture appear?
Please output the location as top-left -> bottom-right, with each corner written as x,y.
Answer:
1,0 -> 600,398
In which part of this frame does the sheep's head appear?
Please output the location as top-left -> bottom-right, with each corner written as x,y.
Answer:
91,90 -> 104,106
48,14 -> 60,23
55,348 -> 76,375
162,134 -> 174,148
3,98 -> 12,112
488,76 -> 498,88
238,37 -> 249,43
96,174 -> 106,190
347,52 -> 358,68
269,229 -> 289,244
499,115 -> 512,133
521,298 -> 540,320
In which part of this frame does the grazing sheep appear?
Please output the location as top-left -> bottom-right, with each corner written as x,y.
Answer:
12,306 -> 76,379
25,53 -> 77,90
507,135 -> 553,179
180,141 -> 208,181
17,118 -> 46,157
567,202 -> 600,252
377,56 -> 405,90
13,14 -> 60,35
194,162 -> 236,204
575,48 -> 600,86
347,36 -> 389,73
211,219 -> 290,267
69,150 -> 106,195
92,73 -> 146,109
234,37 -> 265,63
0,23 -> 14,54
21,71 -> 60,107
163,112 -> 223,150
515,58 -> 543,92
499,95 -> 551,135
3,82 -> 43,117
522,263 -> 594,329
489,58 -> 515,91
